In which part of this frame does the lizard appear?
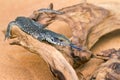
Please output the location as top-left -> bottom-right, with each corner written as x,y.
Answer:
5,16 -> 82,50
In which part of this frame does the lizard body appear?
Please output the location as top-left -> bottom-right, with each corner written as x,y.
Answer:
5,16 -> 81,50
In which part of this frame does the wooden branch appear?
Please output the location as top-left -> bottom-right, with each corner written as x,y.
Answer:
5,2 -> 120,80
30,3 -> 110,48
6,26 -> 79,80
76,58 -> 104,80
87,15 -> 120,49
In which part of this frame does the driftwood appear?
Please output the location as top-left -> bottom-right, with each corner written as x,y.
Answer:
30,3 -> 110,48
90,49 -> 120,80
87,14 -> 120,49
5,2 -> 120,80
6,26 -> 79,80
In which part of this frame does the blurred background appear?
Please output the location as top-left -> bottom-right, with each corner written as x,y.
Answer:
0,0 -> 120,80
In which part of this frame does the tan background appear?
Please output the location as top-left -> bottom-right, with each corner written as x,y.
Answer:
0,0 -> 120,80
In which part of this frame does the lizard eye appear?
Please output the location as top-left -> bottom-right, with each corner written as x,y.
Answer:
59,39 -> 64,42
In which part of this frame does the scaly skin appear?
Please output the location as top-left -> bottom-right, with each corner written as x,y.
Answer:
5,16 -> 81,50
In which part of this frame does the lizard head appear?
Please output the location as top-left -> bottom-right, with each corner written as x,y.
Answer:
45,32 -> 71,46
44,30 -> 82,50
54,34 -> 71,46
48,34 -> 82,50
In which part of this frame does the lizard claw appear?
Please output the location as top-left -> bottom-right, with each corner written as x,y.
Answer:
4,32 -> 11,40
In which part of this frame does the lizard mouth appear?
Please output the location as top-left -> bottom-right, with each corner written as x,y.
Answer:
45,37 -> 69,46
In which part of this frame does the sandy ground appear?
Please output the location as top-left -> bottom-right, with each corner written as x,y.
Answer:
0,0 -> 120,80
